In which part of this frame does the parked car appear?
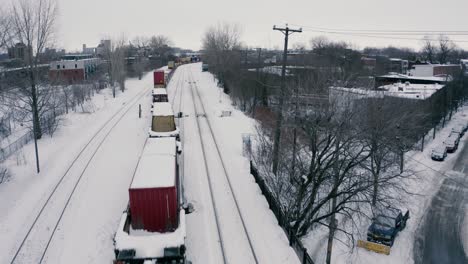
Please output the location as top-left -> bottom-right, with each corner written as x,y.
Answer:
431,145 -> 448,161
452,125 -> 465,137
444,132 -> 460,153
367,208 -> 410,246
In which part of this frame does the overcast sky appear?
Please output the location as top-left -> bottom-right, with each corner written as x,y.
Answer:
4,0 -> 468,52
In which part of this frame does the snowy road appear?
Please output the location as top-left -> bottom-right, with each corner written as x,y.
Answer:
414,137 -> 468,264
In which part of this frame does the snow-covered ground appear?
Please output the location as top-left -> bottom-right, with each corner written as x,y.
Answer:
303,106 -> 468,264
171,63 -> 300,264
1,64 -> 300,264
0,74 -> 152,263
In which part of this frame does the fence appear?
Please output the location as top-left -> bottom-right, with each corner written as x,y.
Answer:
250,161 -> 315,264
0,107 -> 66,162
0,130 -> 34,161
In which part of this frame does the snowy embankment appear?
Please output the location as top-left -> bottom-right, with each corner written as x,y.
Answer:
181,63 -> 300,264
303,106 -> 468,264
0,73 -> 153,264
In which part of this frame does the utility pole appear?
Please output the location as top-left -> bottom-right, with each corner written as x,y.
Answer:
271,24 -> 302,175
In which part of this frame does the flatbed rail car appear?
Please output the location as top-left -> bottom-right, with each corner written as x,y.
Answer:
114,137 -> 190,264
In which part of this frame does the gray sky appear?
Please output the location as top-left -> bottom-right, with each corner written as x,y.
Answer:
5,0 -> 468,52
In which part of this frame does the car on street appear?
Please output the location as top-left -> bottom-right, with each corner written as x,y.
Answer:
431,145 -> 448,161
452,125 -> 465,137
444,132 -> 460,153
367,208 -> 410,246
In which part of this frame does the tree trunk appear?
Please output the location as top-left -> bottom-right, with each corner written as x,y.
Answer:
372,171 -> 379,206
400,150 -> 404,173
326,198 -> 337,264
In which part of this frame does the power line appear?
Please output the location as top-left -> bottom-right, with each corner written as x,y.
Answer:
289,24 -> 468,35
288,24 -> 468,44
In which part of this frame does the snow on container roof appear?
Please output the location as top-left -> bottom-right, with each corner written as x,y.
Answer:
130,138 -> 176,189
152,102 -> 174,116
144,137 -> 176,156
152,88 -> 167,95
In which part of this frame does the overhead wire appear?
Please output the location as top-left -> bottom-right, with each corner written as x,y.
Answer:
287,24 -> 468,43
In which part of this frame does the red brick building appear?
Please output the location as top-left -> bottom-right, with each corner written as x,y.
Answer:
49,54 -> 100,84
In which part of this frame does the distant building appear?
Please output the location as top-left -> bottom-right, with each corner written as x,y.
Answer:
375,73 -> 451,88
7,43 -> 32,62
96,39 -> 111,57
361,57 -> 377,71
410,64 -> 461,78
82,44 -> 96,54
49,54 -> 100,84
42,48 -> 65,63
461,59 -> 468,76
388,58 -> 409,74
82,40 -> 111,58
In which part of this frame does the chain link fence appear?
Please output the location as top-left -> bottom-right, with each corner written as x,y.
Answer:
249,161 -> 315,264
0,107 -> 66,162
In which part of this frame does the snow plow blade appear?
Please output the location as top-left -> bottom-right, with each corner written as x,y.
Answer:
357,240 -> 390,255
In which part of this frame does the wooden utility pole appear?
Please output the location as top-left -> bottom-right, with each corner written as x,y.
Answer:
271,24 -> 301,175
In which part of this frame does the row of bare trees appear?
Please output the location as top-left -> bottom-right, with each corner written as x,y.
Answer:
0,0 -> 128,173
253,79 -> 427,261
0,0 -> 59,173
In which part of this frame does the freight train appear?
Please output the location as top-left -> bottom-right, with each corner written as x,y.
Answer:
114,62 -> 192,264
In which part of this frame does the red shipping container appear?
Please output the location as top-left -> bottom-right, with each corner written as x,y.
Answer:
129,138 -> 179,232
129,185 -> 178,232
153,70 -> 165,87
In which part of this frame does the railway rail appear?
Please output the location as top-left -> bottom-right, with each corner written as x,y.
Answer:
187,69 -> 259,264
9,86 -> 150,264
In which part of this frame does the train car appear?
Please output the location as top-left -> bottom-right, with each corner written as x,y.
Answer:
113,137 -> 192,264
149,102 -> 180,139
152,88 -> 168,103
153,70 -> 165,88
168,61 -> 175,69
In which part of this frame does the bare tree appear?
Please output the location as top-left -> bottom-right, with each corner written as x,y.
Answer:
0,166 -> 9,184
149,35 -> 173,62
0,8 -> 12,50
131,36 -> 149,50
202,22 -> 243,92
438,34 -> 455,64
10,0 -> 58,173
421,36 -> 437,63
104,36 -> 127,97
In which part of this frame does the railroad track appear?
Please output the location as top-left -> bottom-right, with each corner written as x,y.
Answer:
9,85 -> 151,264
187,68 -> 259,264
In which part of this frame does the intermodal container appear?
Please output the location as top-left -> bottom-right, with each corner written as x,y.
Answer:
129,185 -> 178,232
153,70 -> 165,87
168,61 -> 175,69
